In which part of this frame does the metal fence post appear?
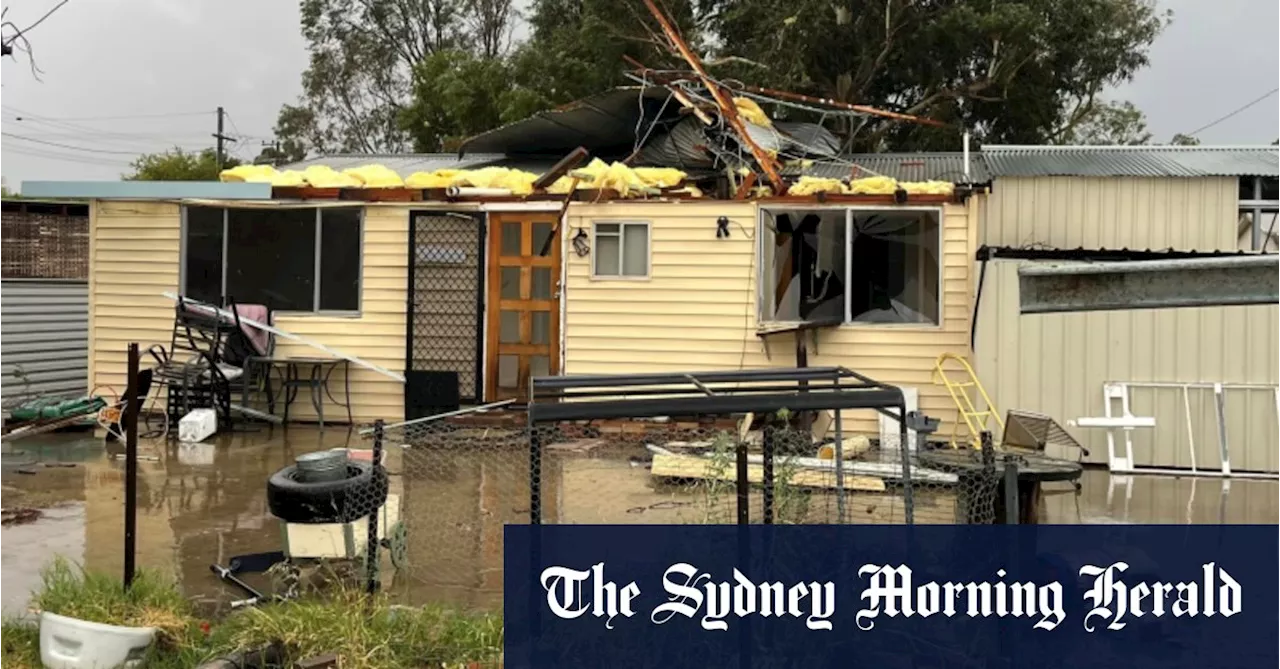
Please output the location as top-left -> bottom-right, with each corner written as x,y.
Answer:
529,415 -> 542,525
367,419 -> 384,595
736,440 -> 750,525
123,343 -> 139,589
1003,455 -> 1020,525
761,425 -> 775,524
896,401 -> 914,525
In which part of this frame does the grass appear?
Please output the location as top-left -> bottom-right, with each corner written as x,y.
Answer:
217,590 -> 503,668
1,619 -> 41,669
3,557 -> 504,668
32,557 -> 200,648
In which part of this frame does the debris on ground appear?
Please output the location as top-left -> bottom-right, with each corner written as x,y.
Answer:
1,507 -> 43,526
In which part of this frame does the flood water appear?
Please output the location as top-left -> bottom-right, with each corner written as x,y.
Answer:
2,429 -> 1277,618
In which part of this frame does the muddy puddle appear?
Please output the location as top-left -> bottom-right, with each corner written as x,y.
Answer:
2,430 -> 1277,618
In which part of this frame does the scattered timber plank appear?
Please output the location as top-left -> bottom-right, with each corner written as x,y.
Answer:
651,453 -> 886,492
546,438 -> 609,453
741,453 -> 958,485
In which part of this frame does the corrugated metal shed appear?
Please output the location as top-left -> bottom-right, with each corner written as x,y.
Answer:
1,279 -> 89,410
792,152 -> 988,182
983,145 -> 1280,178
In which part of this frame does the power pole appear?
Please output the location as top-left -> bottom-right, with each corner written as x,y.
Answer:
212,107 -> 235,170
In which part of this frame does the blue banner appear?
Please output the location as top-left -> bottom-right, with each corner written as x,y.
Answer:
504,525 -> 1278,668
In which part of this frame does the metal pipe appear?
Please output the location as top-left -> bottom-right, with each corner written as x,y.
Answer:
761,425 -> 775,524
1003,456 -> 1020,525
124,343 -> 139,589
898,402 -> 914,524
446,186 -> 512,197
963,132 -> 971,180
367,419 -> 384,595
736,440 -> 750,525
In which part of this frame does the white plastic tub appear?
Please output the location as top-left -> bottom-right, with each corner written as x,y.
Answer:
40,611 -> 156,669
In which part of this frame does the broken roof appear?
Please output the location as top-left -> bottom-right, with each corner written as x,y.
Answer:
460,87 -> 679,158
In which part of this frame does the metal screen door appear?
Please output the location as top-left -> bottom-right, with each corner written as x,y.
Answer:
406,213 -> 485,415
485,212 -> 560,401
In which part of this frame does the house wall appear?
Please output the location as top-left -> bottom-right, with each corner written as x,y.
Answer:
980,176 -> 1239,250
87,200 -> 408,423
561,199 -> 979,437
974,259 -> 1279,472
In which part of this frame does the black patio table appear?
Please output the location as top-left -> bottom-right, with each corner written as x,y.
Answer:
245,356 -> 353,429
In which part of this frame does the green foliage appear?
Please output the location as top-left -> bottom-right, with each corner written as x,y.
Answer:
124,147 -> 240,181
1057,100 -> 1152,145
399,49 -> 548,152
700,0 -> 1169,150
277,0 -> 1171,156
1169,133 -> 1202,146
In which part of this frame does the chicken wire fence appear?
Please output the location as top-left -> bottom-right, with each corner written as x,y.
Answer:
346,367 -> 1021,613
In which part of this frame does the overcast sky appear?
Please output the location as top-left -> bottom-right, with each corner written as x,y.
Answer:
2,0 -> 1277,189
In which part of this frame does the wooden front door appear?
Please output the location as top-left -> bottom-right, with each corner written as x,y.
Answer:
485,212 -> 561,401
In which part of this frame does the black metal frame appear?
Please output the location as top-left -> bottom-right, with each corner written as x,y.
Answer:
404,211 -> 487,414
526,366 -> 919,525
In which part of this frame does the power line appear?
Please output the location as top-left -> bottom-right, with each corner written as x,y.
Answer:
2,132 -> 204,155
1186,87 -> 1280,137
6,110 -> 208,121
4,144 -> 135,168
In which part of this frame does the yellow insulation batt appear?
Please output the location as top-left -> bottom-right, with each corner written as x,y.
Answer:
342,164 -> 404,188
300,165 -> 361,188
734,97 -> 772,128
788,176 -> 847,195
219,164 -> 305,187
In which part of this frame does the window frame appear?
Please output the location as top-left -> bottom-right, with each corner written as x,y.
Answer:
756,205 -> 945,330
590,220 -> 651,280
1238,176 -> 1279,252
179,205 -> 365,316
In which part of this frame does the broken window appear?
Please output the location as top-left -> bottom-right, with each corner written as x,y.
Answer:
760,208 -> 941,326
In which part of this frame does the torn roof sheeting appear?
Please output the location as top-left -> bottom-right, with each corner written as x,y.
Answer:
461,86 -> 845,168
461,87 -> 681,158
790,152 -> 989,183
983,145 -> 1280,178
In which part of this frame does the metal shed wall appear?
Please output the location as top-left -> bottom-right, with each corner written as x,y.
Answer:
1,279 -> 90,409
980,176 -> 1239,250
973,259 -> 1279,473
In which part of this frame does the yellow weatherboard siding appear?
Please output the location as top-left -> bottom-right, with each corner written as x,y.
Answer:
88,200 -> 407,424
562,200 -> 978,437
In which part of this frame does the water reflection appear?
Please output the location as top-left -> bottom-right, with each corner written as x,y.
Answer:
2,431 -> 1276,619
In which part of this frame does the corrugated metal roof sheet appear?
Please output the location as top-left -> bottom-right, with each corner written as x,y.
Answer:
790,152 -> 988,183
279,153 -> 505,174
982,145 -> 1279,178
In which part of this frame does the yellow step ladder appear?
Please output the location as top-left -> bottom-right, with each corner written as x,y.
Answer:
932,353 -> 1004,449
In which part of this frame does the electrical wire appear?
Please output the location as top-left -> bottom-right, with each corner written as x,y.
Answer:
3,132 -> 203,155
0,107 -> 212,121
4,144 -> 135,167
1185,87 -> 1280,137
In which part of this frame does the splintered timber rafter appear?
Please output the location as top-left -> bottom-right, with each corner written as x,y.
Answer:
622,65 -> 948,129
640,0 -> 788,194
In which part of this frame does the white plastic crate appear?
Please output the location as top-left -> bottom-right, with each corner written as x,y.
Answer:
178,408 -> 218,443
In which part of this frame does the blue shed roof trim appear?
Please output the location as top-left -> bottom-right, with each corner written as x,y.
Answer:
20,181 -> 273,200
983,145 -> 1279,178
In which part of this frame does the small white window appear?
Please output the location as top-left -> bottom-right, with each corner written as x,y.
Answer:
592,221 -> 650,278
